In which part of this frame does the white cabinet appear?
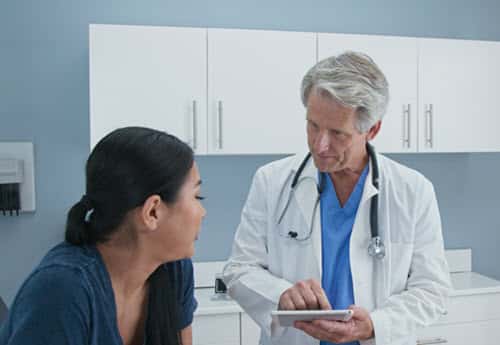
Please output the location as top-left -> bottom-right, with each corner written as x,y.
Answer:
416,275 -> 500,345
193,313 -> 240,345
89,25 -> 207,152
90,25 -> 315,154
318,33 -> 418,153
207,29 -> 314,154
90,25 -> 500,154
417,319 -> 500,345
192,312 -> 260,345
319,34 -> 500,153
418,38 -> 500,152
240,313 -> 260,345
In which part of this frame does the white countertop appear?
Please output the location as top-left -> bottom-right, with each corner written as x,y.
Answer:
194,287 -> 242,316
195,272 -> 500,315
450,271 -> 500,296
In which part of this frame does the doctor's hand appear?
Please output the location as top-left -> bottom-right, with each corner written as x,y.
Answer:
278,279 -> 331,310
294,305 -> 374,343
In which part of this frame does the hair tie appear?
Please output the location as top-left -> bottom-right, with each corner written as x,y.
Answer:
80,195 -> 93,209
80,195 -> 94,223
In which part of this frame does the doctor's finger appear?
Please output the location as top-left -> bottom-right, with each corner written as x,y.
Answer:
295,321 -> 343,343
313,319 -> 354,336
310,284 -> 331,310
287,287 -> 309,310
278,292 -> 297,310
296,282 -> 321,309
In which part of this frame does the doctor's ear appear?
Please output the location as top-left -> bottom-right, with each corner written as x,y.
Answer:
139,194 -> 165,231
366,121 -> 382,141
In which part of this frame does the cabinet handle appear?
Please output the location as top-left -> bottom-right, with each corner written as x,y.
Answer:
217,100 -> 224,149
425,104 -> 434,148
192,100 -> 197,150
417,337 -> 448,345
402,104 -> 411,148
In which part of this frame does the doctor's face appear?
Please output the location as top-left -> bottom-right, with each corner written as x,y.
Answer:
306,91 -> 369,173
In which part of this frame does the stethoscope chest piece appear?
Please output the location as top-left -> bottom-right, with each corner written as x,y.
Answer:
368,236 -> 386,259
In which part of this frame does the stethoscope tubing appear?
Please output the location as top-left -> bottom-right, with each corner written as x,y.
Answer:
278,143 -> 385,258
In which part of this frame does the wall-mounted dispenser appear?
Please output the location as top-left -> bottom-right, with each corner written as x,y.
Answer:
0,159 -> 23,215
0,142 -> 36,215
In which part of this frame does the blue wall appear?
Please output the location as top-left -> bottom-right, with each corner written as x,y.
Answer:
1,0 -> 500,305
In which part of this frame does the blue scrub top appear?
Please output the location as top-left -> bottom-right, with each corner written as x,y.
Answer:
320,164 -> 368,345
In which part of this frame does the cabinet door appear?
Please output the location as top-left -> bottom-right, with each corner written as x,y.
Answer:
89,25 -> 207,152
241,313 -> 261,345
208,29 -> 315,154
192,314 -> 240,345
417,319 -> 500,345
418,38 -> 500,152
318,33 -> 418,153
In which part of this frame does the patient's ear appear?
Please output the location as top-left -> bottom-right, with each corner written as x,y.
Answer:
139,195 -> 164,232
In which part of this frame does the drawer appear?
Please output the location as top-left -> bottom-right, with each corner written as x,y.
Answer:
192,313 -> 240,345
417,319 -> 500,345
435,292 -> 500,325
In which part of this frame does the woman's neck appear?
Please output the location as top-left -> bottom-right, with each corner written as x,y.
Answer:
96,239 -> 160,298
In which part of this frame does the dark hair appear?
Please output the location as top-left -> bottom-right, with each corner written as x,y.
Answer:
65,126 -> 194,345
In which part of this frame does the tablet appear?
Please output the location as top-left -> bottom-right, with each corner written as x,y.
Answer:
271,309 -> 353,327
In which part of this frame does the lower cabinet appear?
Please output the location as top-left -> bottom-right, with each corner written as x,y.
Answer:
416,292 -> 500,345
193,312 -> 260,345
193,292 -> 500,345
240,313 -> 261,345
192,313 -> 240,345
417,319 -> 500,345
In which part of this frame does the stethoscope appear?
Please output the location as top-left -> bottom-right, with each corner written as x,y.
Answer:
276,143 -> 386,260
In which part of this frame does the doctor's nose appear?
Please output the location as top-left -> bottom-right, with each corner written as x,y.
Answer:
314,132 -> 330,154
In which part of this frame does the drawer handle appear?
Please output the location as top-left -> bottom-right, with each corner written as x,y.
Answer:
402,104 -> 411,148
417,337 -> 448,345
424,104 -> 434,148
192,100 -> 198,150
217,100 -> 224,149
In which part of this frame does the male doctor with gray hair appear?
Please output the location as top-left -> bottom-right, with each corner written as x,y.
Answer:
223,51 -> 451,345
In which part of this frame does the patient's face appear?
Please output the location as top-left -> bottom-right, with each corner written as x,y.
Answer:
160,163 -> 206,259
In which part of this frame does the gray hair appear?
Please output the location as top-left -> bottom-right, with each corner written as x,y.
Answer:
301,51 -> 389,133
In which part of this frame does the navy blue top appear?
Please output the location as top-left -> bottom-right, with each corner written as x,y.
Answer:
0,242 -> 197,345
320,165 -> 368,345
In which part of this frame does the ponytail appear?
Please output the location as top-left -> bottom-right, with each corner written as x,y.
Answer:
65,195 -> 94,245
146,265 -> 181,345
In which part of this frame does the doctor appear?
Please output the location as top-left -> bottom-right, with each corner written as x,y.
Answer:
223,51 -> 451,345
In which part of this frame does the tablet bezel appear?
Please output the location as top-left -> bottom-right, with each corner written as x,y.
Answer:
271,309 -> 354,327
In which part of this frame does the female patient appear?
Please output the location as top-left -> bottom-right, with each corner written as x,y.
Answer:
0,127 -> 206,345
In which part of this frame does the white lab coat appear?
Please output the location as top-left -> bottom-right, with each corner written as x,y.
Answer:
223,152 -> 452,345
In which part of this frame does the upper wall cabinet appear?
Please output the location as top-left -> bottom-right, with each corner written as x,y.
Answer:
89,25 -> 207,152
90,25 -> 500,154
418,38 -> 500,152
90,25 -> 315,154
318,33 -> 418,153
207,29 -> 315,154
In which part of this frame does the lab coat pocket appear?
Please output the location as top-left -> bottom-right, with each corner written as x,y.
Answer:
388,241 -> 414,294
